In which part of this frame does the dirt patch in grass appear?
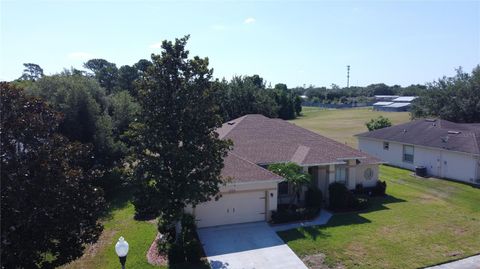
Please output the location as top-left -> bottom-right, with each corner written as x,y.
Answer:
84,230 -> 116,258
446,251 -> 464,258
302,253 -> 345,269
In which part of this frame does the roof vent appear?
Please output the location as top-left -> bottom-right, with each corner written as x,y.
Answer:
447,131 -> 461,134
441,136 -> 449,143
403,129 -> 407,133
227,122 -> 235,125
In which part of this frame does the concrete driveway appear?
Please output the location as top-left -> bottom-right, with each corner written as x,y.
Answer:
197,222 -> 307,269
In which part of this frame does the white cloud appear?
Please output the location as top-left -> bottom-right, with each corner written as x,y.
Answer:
68,52 -> 93,60
149,42 -> 163,49
244,17 -> 255,24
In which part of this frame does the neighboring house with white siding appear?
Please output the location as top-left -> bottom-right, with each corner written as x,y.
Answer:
186,114 -> 382,228
356,119 -> 480,185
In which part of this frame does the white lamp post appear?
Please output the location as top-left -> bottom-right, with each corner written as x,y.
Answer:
115,236 -> 129,269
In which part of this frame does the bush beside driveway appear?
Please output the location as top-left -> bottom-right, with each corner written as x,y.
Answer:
278,165 -> 480,269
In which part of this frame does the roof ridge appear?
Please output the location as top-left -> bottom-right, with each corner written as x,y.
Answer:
218,115 -> 247,139
229,152 -> 285,179
290,145 -> 310,164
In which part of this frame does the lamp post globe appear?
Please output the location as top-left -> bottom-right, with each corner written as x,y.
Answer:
115,236 -> 129,269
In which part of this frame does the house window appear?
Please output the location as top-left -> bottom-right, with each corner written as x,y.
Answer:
278,181 -> 289,195
335,166 -> 347,183
403,145 -> 414,163
383,142 -> 389,150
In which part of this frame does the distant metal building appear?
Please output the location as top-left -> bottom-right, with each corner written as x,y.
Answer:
376,102 -> 411,112
373,102 -> 393,110
392,96 -> 417,103
374,95 -> 399,101
373,96 -> 417,112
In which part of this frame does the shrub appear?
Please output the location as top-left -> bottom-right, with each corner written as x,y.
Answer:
349,195 -> 369,210
270,207 -> 320,224
168,243 -> 185,264
366,116 -> 392,131
157,218 -> 175,241
183,237 -> 202,263
160,213 -> 203,265
372,181 -> 387,196
328,182 -> 350,210
133,186 -> 161,220
354,183 -> 365,195
157,235 -> 172,255
305,187 -> 323,208
329,182 -> 370,211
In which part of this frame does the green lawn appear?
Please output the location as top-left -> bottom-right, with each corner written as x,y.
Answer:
61,197 -> 160,269
62,192 -> 208,269
278,165 -> 480,269
289,107 -> 411,148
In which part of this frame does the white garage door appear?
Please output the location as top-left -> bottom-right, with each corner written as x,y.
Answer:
194,191 -> 266,228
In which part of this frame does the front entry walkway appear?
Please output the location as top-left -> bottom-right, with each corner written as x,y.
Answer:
197,222 -> 307,269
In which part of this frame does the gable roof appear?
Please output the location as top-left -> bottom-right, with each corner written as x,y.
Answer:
221,152 -> 284,183
356,119 -> 480,155
218,114 -> 381,168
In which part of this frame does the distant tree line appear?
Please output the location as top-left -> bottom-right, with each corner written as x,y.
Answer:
215,77 -> 302,121
293,83 -> 427,105
411,66 -> 480,123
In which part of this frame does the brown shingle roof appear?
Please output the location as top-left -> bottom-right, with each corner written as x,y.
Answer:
218,115 -> 381,176
221,152 -> 284,183
356,119 -> 480,155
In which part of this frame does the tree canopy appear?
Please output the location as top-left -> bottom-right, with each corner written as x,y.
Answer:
366,116 -> 392,131
18,63 -> 44,81
268,162 -> 311,208
411,66 -> 480,123
129,36 -> 231,221
1,83 -> 104,268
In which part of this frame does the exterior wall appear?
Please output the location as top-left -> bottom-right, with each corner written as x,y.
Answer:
477,157 -> 480,181
358,137 -> 479,184
355,164 -> 379,188
347,160 -> 357,190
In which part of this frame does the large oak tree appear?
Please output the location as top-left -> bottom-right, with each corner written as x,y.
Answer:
129,36 -> 231,225
0,83 -> 104,268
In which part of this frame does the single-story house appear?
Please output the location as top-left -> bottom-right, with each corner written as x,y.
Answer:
186,114 -> 382,228
356,119 -> 480,185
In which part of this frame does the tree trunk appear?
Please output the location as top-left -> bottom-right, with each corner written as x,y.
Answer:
174,219 -> 182,244
289,185 -> 297,209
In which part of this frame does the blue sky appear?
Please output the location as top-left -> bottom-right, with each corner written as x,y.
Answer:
1,0 -> 479,87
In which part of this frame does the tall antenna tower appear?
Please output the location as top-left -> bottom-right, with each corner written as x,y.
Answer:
346,65 -> 351,88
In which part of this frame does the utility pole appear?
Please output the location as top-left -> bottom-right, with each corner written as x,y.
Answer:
346,65 -> 350,88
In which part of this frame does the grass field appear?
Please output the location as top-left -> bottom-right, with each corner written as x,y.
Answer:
279,165 -> 480,269
289,107 -> 411,148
